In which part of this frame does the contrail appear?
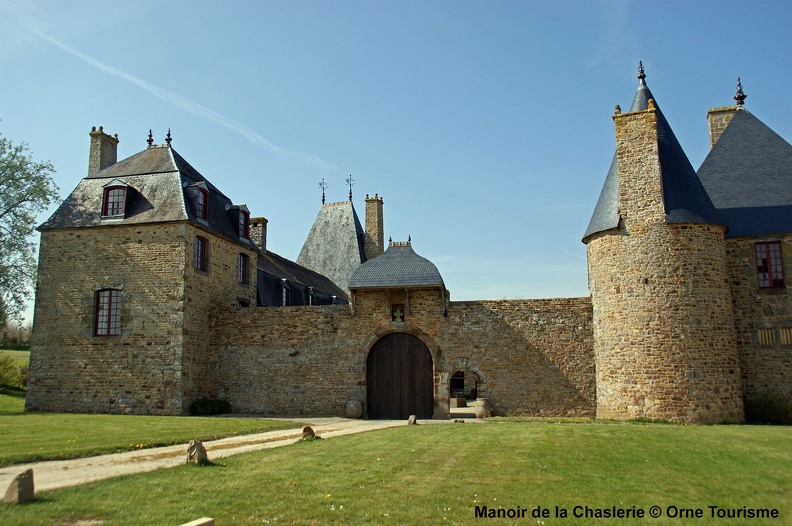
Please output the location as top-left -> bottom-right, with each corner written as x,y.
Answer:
28,26 -> 335,171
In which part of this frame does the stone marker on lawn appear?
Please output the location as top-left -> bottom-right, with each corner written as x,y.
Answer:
186,439 -> 208,464
3,468 -> 35,504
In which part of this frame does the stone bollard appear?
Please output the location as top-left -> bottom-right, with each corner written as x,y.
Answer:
3,468 -> 35,504
346,399 -> 363,418
186,439 -> 208,464
407,415 -> 418,425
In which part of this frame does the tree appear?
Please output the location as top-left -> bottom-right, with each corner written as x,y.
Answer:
0,131 -> 59,327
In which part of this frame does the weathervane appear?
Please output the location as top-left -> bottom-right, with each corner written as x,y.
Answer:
734,77 -> 747,107
346,175 -> 355,201
165,128 -> 172,146
319,178 -> 328,204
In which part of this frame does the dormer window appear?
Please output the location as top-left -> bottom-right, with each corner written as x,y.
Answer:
196,188 -> 209,222
239,209 -> 250,239
102,186 -> 126,217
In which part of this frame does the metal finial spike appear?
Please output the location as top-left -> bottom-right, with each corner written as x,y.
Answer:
407,235 -> 411,245
346,175 -> 355,201
319,178 -> 328,205
147,129 -> 154,147
734,77 -> 747,107
388,236 -> 392,245
637,61 -> 646,84
165,128 -> 172,146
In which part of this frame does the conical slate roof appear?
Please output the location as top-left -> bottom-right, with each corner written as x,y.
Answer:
697,109 -> 792,237
583,66 -> 723,241
348,242 -> 445,289
296,201 -> 367,294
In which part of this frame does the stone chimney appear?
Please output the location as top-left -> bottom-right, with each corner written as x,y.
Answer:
250,216 -> 268,252
364,194 -> 384,260
88,126 -> 119,176
707,78 -> 747,148
706,106 -> 739,148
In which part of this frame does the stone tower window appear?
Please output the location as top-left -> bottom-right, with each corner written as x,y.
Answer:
755,242 -> 784,288
95,289 -> 121,336
237,253 -> 249,285
196,188 -> 209,222
194,236 -> 208,272
102,186 -> 126,217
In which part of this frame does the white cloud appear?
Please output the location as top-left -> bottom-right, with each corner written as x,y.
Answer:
26,26 -> 337,172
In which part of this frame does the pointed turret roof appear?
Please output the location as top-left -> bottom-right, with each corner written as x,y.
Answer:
583,64 -> 723,241
296,200 -> 367,293
697,109 -> 792,237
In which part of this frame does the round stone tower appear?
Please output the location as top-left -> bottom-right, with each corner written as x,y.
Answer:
582,65 -> 743,423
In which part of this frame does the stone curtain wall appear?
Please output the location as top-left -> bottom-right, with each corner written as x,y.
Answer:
725,235 -> 792,405
207,295 -> 594,418
27,225 -> 189,415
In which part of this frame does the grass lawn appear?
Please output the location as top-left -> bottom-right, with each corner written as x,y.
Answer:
0,349 -> 29,367
1,420 -> 789,525
0,392 -> 301,467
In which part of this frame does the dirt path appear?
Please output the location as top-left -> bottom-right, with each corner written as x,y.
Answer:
0,417 -> 409,492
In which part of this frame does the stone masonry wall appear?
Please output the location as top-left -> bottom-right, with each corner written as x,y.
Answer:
706,106 -> 738,148
587,107 -> 743,423
182,224 -> 258,408
725,235 -> 792,407
208,293 -> 594,418
26,225 -> 188,415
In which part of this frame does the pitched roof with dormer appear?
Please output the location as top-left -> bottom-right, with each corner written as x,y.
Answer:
348,241 -> 445,290
38,145 -> 258,250
697,109 -> 792,238
583,65 -> 723,242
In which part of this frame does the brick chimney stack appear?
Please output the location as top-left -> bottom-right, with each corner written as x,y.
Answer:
364,194 -> 384,260
250,217 -> 268,252
88,126 -> 119,176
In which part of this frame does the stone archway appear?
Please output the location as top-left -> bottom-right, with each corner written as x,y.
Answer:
366,332 -> 434,419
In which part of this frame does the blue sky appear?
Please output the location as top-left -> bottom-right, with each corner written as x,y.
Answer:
2,0 -> 791,306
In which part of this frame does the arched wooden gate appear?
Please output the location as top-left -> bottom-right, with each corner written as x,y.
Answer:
366,333 -> 434,419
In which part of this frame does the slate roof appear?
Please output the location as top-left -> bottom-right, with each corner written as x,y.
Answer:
583,74 -> 722,241
39,145 -> 257,251
296,201 -> 367,293
348,243 -> 445,290
257,250 -> 348,301
697,109 -> 792,238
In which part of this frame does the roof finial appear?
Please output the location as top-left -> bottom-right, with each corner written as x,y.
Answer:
407,235 -> 411,245
165,128 -> 172,146
388,236 -> 393,245
734,77 -> 747,107
319,178 -> 327,205
346,175 -> 355,201
147,129 -> 154,147
637,61 -> 646,85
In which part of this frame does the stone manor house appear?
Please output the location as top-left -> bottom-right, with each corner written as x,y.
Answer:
26,66 -> 792,423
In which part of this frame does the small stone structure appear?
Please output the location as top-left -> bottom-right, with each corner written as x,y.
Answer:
3,469 -> 35,504
186,440 -> 208,464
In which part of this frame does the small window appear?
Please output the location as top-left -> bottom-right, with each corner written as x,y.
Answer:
282,282 -> 290,306
239,210 -> 250,239
102,186 -> 126,217
237,253 -> 249,284
758,328 -> 776,346
755,242 -> 784,288
194,236 -> 208,272
95,289 -> 121,336
196,189 -> 209,221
